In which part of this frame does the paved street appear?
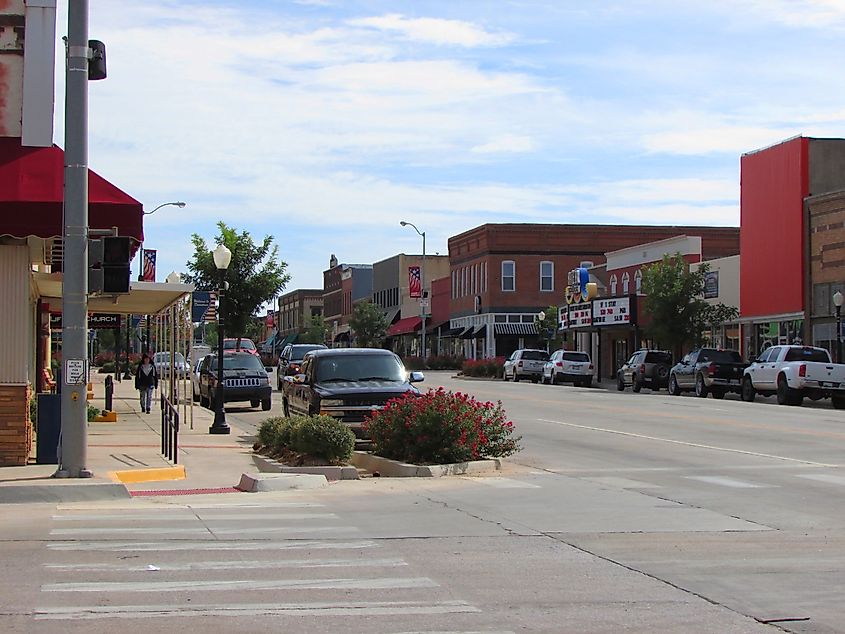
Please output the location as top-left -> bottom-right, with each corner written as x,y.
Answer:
2,371 -> 845,632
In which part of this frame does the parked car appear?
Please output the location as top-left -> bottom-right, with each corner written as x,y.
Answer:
277,343 -> 328,390
281,348 -> 424,439
198,351 -> 272,411
668,348 -> 749,398
223,337 -> 259,356
617,349 -> 673,392
741,345 -> 845,408
542,350 -> 594,387
503,349 -> 550,383
191,356 -> 206,402
153,351 -> 189,380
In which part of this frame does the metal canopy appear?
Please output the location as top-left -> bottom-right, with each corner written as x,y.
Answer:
34,274 -> 194,315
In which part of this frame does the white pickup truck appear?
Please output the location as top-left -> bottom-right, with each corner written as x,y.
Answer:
741,345 -> 845,408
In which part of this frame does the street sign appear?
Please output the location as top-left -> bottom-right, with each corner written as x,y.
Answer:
64,359 -> 88,385
420,298 -> 430,307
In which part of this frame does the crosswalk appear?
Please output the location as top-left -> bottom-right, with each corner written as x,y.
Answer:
36,500 -> 505,631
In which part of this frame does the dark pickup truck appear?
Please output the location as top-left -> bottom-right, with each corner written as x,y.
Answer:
668,348 -> 749,399
281,348 -> 424,438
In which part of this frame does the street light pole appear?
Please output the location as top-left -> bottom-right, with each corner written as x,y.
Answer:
834,291 -> 843,364
400,221 -> 426,363
210,244 -> 232,434
138,201 -> 186,281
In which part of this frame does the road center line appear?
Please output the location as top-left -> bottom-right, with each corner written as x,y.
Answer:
538,418 -> 837,467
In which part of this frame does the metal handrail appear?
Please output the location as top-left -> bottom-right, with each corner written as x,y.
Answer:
160,393 -> 179,464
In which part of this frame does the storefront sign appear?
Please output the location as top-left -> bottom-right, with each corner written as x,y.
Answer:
558,306 -> 568,330
88,313 -> 121,329
592,297 -> 631,326
50,313 -> 62,330
569,302 -> 593,328
704,270 -> 719,299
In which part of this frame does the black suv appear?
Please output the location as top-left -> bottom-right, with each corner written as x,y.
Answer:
281,348 -> 424,439
276,343 -> 328,390
617,349 -> 673,392
199,352 -> 272,411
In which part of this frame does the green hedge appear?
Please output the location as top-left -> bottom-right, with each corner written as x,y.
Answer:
256,415 -> 354,464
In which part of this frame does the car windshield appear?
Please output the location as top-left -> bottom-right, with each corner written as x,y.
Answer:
290,345 -> 326,362
315,354 -> 405,382
210,354 -> 265,371
522,351 -> 550,361
223,339 -> 255,350
154,352 -> 185,364
562,352 -> 590,362
784,347 -> 831,363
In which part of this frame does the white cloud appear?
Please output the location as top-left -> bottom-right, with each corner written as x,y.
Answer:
471,135 -> 535,154
348,14 -> 514,47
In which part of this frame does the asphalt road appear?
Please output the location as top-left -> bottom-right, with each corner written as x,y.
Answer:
2,371 -> 845,633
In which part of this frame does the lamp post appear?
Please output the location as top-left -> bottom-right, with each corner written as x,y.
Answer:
537,310 -> 549,352
210,243 -> 232,434
139,201 -> 186,281
834,290 -> 843,364
400,221 -> 426,362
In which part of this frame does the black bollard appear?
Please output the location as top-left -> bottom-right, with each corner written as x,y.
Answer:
104,375 -> 114,412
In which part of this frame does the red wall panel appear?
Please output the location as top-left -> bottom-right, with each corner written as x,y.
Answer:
740,137 -> 808,317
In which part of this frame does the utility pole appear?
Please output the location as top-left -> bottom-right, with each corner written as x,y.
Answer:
57,0 -> 91,478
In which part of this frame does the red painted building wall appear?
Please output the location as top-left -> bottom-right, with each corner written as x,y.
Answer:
429,276 -> 451,328
740,137 -> 808,317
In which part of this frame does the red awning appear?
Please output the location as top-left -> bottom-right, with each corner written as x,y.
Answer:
387,316 -> 422,336
0,137 -> 143,242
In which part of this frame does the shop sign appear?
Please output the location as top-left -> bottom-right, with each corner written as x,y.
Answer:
50,313 -> 62,330
558,306 -> 568,330
569,302 -> 593,328
88,313 -> 121,329
592,297 -> 631,326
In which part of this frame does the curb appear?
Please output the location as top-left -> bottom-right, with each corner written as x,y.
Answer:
350,451 -> 502,477
110,465 -> 186,484
237,472 -> 328,492
252,455 -> 359,480
0,482 -> 130,504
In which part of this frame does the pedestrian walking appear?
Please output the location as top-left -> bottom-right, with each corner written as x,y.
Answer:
135,354 -> 158,414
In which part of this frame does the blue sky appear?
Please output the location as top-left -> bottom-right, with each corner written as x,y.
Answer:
53,1 -> 845,292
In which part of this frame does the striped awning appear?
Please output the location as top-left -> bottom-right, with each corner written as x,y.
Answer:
494,323 -> 538,336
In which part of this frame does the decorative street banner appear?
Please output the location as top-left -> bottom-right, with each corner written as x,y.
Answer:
408,266 -> 421,298
592,297 -> 631,326
266,310 -> 275,328
704,270 -> 719,299
88,313 -> 121,329
192,291 -> 214,323
142,249 -> 157,282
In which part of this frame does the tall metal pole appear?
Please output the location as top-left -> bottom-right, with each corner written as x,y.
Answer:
421,231 -> 426,364
210,268 -> 230,434
836,304 -> 842,365
58,0 -> 91,478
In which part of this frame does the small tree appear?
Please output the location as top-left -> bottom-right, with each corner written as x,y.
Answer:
641,254 -> 738,356
300,315 -> 329,345
349,301 -> 388,348
534,305 -> 562,351
184,222 -> 290,339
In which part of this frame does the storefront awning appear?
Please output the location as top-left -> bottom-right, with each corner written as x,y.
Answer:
438,326 -> 465,337
0,138 -> 144,246
387,316 -> 422,336
34,275 -> 193,315
383,307 -> 400,325
494,323 -> 538,336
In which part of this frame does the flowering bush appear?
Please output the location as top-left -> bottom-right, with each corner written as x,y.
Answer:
363,388 -> 521,464
461,356 -> 505,377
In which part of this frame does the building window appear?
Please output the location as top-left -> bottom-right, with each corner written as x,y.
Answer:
622,272 -> 630,295
452,271 -> 457,299
540,261 -> 553,292
502,261 -> 515,292
482,261 -> 487,293
471,264 -> 476,295
635,269 -> 642,293
610,274 -> 618,296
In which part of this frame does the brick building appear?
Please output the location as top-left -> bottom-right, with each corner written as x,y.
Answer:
448,223 -> 741,359
273,288 -> 323,350
322,255 -> 372,346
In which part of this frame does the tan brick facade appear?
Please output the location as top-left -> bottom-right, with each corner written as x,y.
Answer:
0,384 -> 32,466
806,191 -> 845,358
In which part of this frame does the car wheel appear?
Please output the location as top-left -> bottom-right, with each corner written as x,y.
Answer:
668,374 -> 681,396
632,376 -> 642,393
711,389 -> 726,399
250,399 -> 259,408
741,377 -> 756,402
261,398 -> 271,411
777,375 -> 802,406
513,370 -> 520,382
582,377 -> 592,388
531,376 -> 539,384
695,374 -> 709,398
542,373 -> 550,385
616,375 -> 625,391
833,396 -> 845,410
503,369 -> 510,381
654,363 -> 670,382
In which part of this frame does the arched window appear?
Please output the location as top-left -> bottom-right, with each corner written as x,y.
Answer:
622,272 -> 630,295
610,274 -> 618,296
634,269 -> 642,293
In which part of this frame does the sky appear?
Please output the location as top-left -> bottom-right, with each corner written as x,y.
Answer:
52,0 -> 845,293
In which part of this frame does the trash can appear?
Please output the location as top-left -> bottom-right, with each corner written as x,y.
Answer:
36,393 -> 61,464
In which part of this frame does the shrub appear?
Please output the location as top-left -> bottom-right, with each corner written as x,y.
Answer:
461,356 -> 505,377
426,355 -> 464,370
87,405 -> 100,421
98,362 -> 115,374
364,387 -> 521,464
256,416 -> 297,454
292,415 -> 355,463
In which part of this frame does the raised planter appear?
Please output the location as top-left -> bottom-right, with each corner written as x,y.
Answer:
350,451 -> 502,478
252,454 -> 360,480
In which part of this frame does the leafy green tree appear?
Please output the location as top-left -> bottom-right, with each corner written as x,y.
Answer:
534,305 -> 563,351
349,301 -> 388,348
300,315 -> 329,344
641,254 -> 738,356
184,222 -> 290,341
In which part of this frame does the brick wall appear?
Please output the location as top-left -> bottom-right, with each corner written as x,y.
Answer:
808,191 -> 845,320
0,384 -> 31,466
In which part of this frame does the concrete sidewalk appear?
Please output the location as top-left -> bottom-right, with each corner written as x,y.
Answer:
0,371 -> 259,504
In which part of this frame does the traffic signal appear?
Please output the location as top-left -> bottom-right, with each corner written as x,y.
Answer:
102,236 -> 131,293
88,40 -> 107,80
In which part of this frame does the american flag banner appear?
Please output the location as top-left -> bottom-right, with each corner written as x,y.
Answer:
142,249 -> 157,282
205,292 -> 218,322
408,265 -> 421,298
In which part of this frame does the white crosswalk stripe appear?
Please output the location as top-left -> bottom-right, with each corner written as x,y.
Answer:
684,476 -> 776,488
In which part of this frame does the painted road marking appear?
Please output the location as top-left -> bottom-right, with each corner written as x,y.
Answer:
685,476 -> 774,489
796,473 -> 845,486
51,513 -> 339,521
50,526 -> 356,536
470,477 -> 541,489
42,577 -> 439,593
34,600 -> 481,620
44,557 -> 408,572
47,540 -> 379,552
539,418 -> 837,467
584,476 -> 661,489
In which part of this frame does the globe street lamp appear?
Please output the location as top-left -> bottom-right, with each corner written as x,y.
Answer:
400,221 -> 426,362
210,243 -> 232,434
834,290 -> 843,364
